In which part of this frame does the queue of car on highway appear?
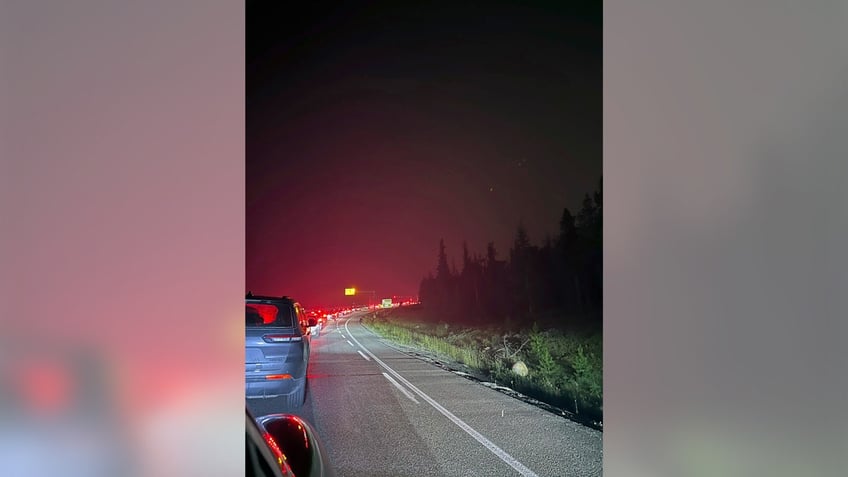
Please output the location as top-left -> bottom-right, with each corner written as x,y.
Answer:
245,292 -> 339,477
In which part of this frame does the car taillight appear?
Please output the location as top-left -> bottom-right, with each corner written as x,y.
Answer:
265,374 -> 293,380
263,334 -> 302,343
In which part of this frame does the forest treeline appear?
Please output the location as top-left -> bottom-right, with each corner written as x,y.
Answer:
418,178 -> 602,330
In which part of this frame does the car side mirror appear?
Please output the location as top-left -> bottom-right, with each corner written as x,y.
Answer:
308,318 -> 317,327
258,414 -> 330,477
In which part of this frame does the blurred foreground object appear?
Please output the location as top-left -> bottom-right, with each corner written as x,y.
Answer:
248,409 -> 335,477
0,338 -> 135,477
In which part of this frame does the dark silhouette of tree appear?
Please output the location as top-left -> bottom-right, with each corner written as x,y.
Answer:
418,271 -> 436,308
483,242 -> 507,319
459,241 -> 473,318
457,241 -> 485,322
509,223 -> 537,317
575,184 -> 602,313
416,177 -> 602,329
557,207 -> 579,312
594,177 -> 602,211
537,235 -> 557,311
436,238 -> 450,281
486,242 -> 497,264
422,238 -> 453,312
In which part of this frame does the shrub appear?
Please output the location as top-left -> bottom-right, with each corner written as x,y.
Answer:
363,313 -> 602,422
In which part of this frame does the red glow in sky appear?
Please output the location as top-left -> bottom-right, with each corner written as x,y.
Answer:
247,2 -> 601,306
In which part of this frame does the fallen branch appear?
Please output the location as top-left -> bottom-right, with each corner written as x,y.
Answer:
501,335 -> 530,359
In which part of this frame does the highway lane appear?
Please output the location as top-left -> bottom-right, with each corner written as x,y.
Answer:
249,311 -> 602,477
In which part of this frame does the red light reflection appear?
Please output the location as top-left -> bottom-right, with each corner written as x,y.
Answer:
18,362 -> 72,414
246,304 -> 278,324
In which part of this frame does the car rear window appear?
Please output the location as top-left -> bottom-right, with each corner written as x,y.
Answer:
246,303 -> 294,328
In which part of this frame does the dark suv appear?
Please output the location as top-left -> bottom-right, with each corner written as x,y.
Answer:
246,294 -> 315,409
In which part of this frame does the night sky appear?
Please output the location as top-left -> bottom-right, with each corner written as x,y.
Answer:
247,1 -> 601,307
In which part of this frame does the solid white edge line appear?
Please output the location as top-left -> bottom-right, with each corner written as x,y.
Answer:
345,318 -> 539,477
357,350 -> 371,361
381,372 -> 420,404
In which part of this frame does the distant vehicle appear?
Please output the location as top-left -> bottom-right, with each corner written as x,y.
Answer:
246,294 -> 316,409
306,310 -> 324,338
246,407 -> 334,477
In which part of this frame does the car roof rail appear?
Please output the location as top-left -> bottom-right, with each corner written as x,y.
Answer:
245,293 -> 293,302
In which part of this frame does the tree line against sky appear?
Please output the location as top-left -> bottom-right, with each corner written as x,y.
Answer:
418,178 -> 602,329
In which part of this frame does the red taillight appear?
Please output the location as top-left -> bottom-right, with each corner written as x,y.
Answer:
265,374 -> 293,380
263,334 -> 302,343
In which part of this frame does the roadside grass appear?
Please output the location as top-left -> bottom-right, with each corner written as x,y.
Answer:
362,310 -> 602,426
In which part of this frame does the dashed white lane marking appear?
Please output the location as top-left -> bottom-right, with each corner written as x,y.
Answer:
357,350 -> 371,361
345,318 -> 539,477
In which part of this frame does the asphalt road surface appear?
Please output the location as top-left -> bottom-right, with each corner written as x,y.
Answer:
248,311 -> 602,477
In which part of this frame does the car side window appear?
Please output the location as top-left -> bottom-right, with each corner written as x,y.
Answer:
294,305 -> 305,331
